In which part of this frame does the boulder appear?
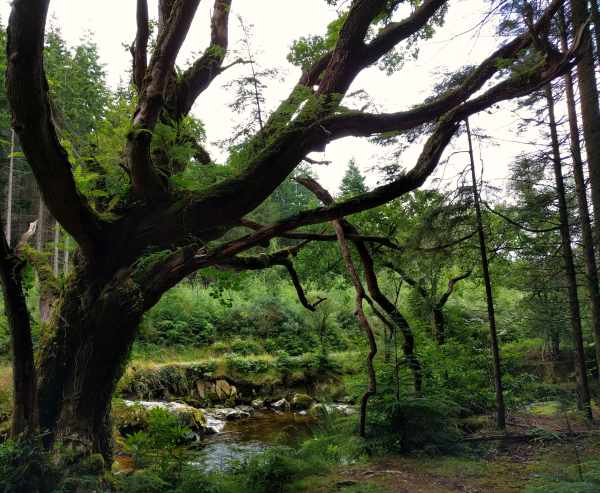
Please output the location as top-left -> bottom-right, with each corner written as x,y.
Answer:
290,393 -> 313,410
272,398 -> 289,409
195,379 -> 205,398
336,405 -> 357,416
252,400 -> 264,409
224,397 -> 236,408
216,379 -> 231,397
236,405 -> 253,414
226,410 -> 242,420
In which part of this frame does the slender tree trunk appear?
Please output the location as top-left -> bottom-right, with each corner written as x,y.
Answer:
546,83 -> 592,416
330,220 -> 377,437
589,0 -> 600,66
5,129 -> 14,245
559,11 -> 600,378
570,0 -> 600,252
35,199 -> 44,252
53,221 -> 59,276
466,118 -> 506,430
63,235 -> 69,275
295,176 -> 423,391
0,215 -> 39,437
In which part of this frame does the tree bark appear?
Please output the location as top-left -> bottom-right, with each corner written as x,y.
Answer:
559,9 -> 600,378
0,215 -> 39,437
466,118 -> 506,430
35,267 -> 147,461
545,83 -> 592,416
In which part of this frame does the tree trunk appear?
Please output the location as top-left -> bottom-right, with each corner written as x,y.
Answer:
431,306 -> 445,345
545,83 -> 592,416
35,199 -> 44,252
466,118 -> 506,430
5,129 -> 14,245
0,215 -> 39,437
589,0 -> 600,67
570,0 -> 600,253
35,267 -> 146,461
53,221 -> 59,276
63,235 -> 69,275
559,10 -> 600,378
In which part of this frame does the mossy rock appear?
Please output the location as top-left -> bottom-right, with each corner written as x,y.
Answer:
224,397 -> 236,408
111,400 -> 150,430
290,393 -> 313,410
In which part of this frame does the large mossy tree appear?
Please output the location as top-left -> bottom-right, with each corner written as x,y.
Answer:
4,0 -> 585,462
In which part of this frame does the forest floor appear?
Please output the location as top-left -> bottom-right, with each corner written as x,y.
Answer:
293,438 -> 598,492
292,408 -> 600,493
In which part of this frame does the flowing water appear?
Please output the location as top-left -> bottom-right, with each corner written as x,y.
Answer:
196,409 -> 320,471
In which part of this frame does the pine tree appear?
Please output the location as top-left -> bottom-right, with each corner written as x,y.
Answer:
339,159 -> 367,196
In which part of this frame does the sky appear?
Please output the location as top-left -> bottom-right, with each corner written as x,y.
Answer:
0,0 -> 542,195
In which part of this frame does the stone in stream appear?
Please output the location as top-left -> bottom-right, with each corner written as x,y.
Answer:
336,404 -> 357,415
272,398 -> 289,409
251,399 -> 264,409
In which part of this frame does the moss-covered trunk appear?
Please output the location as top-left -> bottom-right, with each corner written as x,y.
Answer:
35,266 -> 146,462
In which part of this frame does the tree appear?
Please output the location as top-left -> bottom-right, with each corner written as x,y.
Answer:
339,158 -> 367,196
4,0 -> 585,461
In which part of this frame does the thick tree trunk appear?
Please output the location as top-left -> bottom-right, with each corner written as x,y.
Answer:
466,118 -> 506,430
546,84 -> 592,416
559,11 -> 600,378
0,215 -> 39,437
570,0 -> 600,252
35,267 -> 146,461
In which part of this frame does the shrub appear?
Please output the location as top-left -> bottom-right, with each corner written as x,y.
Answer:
0,431 -> 60,493
231,338 -> 262,356
224,353 -> 252,374
264,338 -> 278,353
211,341 -> 228,354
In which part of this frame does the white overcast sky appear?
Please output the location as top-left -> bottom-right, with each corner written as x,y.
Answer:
0,0 -> 544,194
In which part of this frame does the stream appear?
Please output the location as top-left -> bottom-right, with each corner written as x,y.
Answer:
114,402 -> 343,471
195,409 -> 320,471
